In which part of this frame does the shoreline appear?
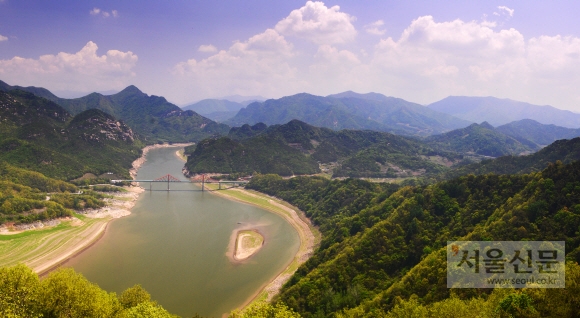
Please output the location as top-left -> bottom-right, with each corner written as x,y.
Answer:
203,184 -> 320,310
0,143 -> 191,274
130,143 -> 193,178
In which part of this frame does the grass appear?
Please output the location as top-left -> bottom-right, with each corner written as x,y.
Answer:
238,230 -> 264,250
0,216 -> 108,271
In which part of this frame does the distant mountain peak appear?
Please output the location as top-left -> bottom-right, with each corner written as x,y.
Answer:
118,85 -> 144,96
480,121 -> 495,129
327,91 -> 389,102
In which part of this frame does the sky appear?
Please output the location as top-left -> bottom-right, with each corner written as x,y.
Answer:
1,1 -> 580,111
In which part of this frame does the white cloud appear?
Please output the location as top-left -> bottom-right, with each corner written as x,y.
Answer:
90,7 -> 118,18
174,29 -> 299,98
198,44 -> 218,53
368,15 -> 580,108
365,20 -> 386,36
171,4 -> 580,111
275,1 -> 356,45
0,34 -> 7,42
0,41 -> 138,92
497,6 -> 514,17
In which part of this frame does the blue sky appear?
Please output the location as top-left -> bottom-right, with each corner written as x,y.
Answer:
1,1 -> 580,111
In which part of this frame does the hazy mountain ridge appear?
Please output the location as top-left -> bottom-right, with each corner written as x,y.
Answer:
226,92 -> 471,136
429,96 -> 580,128
181,99 -> 246,122
496,119 -> 580,147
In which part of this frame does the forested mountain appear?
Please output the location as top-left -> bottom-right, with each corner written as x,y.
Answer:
496,119 -> 580,147
425,122 -> 535,157
0,90 -> 142,180
249,159 -> 580,317
181,99 -> 246,122
445,137 -> 580,178
428,96 -> 580,128
226,93 -> 470,137
0,81 -> 229,143
186,120 -> 459,177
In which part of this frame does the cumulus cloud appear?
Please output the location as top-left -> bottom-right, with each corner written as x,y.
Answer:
171,3 -> 580,110
90,7 -> 118,18
174,29 -> 300,97
365,20 -> 386,35
0,41 -> 138,92
275,1 -> 356,45
0,34 -> 7,42
368,15 -> 580,107
198,44 -> 218,53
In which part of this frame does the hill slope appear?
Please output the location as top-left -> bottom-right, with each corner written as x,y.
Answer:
425,122 -> 535,157
0,81 -> 229,143
186,120 -> 459,178
496,119 -> 580,147
249,159 -> 580,317
445,137 -> 580,178
428,96 -> 580,128
0,90 -> 141,180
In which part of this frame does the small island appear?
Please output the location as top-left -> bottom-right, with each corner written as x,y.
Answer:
234,230 -> 264,261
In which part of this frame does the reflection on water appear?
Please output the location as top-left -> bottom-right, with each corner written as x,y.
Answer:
64,147 -> 300,317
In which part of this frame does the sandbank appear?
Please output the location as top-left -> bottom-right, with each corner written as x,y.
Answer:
228,229 -> 264,261
202,183 -> 320,307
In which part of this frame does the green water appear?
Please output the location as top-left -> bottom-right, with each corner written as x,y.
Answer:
64,147 -> 300,317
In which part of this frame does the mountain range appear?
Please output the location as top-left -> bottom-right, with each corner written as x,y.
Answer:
185,119 -> 461,178
0,81 -> 229,143
226,92 -> 472,136
428,96 -> 580,128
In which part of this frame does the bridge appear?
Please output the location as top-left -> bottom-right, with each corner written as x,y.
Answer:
111,174 -> 249,191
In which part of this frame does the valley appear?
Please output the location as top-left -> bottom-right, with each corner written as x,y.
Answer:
1,80 -> 579,317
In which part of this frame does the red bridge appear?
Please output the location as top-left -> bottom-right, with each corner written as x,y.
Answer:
111,174 -> 248,191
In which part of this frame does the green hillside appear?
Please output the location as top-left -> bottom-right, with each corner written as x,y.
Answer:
445,137 -> 580,178
0,81 -> 229,143
186,120 -> 459,178
0,90 -> 142,180
0,162 -> 109,225
248,159 -> 580,317
426,122 -> 535,157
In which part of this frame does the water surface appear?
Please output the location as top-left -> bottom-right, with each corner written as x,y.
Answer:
65,147 -> 300,317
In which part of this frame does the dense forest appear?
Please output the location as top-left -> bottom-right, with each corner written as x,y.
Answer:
247,159 -> 580,317
185,120 -> 460,178
0,90 -> 142,180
